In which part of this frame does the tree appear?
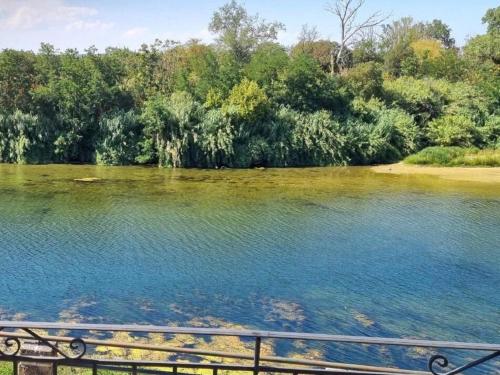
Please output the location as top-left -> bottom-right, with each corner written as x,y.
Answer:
0,50 -> 36,113
405,39 -> 444,77
298,24 -> 320,45
463,9 -> 500,109
222,78 -> 268,120
291,39 -> 340,73
344,61 -> 383,99
0,4 -> 497,168
133,39 -> 179,102
482,6 -> 500,34
381,17 -> 420,76
245,42 -> 289,88
351,30 -> 381,65
209,1 -> 285,63
215,51 -> 243,95
173,41 -> 220,101
326,0 -> 387,73
410,39 -> 443,60
421,19 -> 455,48
292,25 -> 342,73
275,54 -> 342,112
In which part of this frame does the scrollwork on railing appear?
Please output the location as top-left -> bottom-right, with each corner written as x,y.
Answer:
0,334 -> 21,356
1,322 -> 499,375
0,327 -> 87,359
22,328 -> 87,359
429,351 -> 500,375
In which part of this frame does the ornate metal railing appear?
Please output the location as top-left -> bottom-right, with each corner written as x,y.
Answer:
0,321 -> 498,375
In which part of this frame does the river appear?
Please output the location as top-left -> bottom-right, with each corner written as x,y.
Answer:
0,164 -> 498,372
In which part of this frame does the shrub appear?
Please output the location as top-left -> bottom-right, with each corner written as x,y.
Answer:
197,109 -> 235,167
383,77 -> 446,125
427,114 -> 478,147
351,97 -> 386,121
433,81 -> 490,123
290,110 -> 348,166
344,62 -> 383,99
478,115 -> 500,147
139,91 -> 202,167
222,78 -> 268,120
377,108 -> 420,155
349,99 -> 419,159
0,110 -> 51,163
96,111 -> 142,165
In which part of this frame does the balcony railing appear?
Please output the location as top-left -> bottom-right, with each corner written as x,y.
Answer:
0,321 -> 498,375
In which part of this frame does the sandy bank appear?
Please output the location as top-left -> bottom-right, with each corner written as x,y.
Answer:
371,163 -> 500,183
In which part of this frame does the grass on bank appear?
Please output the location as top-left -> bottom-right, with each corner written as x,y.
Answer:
404,147 -> 500,167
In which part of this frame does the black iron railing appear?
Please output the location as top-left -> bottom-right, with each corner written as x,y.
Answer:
0,321 -> 498,375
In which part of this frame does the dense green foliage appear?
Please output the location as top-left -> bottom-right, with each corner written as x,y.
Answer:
405,146 -> 500,166
0,3 -> 498,167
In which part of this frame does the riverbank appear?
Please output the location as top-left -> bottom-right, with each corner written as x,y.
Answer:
403,147 -> 500,167
371,163 -> 500,183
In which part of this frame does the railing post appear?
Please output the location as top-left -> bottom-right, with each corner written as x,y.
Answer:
18,340 -> 57,375
253,336 -> 261,375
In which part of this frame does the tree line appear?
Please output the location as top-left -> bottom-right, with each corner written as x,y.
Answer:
0,1 -> 498,168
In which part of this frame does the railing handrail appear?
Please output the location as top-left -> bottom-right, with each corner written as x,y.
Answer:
1,321 -> 498,351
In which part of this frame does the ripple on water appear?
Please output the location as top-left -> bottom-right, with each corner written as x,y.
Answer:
0,164 -> 498,373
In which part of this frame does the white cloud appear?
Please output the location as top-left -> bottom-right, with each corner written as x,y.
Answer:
123,27 -> 148,38
0,0 -> 107,31
66,20 -> 114,32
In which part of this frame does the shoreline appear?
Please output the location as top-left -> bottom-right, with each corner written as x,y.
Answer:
371,163 -> 500,183
2,162 -> 500,184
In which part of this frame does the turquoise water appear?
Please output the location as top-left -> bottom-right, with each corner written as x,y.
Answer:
0,164 -> 499,372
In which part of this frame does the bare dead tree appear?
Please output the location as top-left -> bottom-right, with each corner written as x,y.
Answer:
326,0 -> 387,74
298,24 -> 320,45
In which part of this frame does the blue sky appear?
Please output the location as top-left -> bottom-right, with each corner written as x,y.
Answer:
0,0 -> 497,51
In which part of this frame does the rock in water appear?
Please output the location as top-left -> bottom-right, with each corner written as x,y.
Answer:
74,177 -> 101,182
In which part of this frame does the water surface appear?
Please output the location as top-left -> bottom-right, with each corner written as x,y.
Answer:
0,165 -> 499,372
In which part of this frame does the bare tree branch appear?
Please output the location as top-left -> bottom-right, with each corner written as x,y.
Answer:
325,0 -> 388,73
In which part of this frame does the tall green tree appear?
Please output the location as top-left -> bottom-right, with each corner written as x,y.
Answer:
245,43 -> 289,88
0,50 -> 36,113
209,0 -> 284,63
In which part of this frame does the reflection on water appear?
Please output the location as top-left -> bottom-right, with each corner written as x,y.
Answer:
0,164 -> 499,372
